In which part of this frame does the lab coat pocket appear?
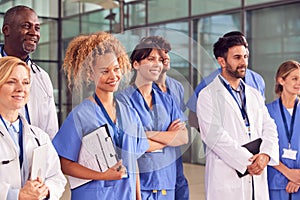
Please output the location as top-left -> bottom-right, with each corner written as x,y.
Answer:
0,154 -> 20,187
212,158 -> 240,190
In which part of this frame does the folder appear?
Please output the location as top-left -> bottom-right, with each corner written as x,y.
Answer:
31,144 -> 49,181
236,138 -> 262,178
68,124 -> 119,189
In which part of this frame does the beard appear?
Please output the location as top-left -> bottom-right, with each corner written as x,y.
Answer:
225,63 -> 246,79
23,42 -> 37,54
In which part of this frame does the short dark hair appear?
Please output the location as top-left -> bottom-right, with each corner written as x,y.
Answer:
3,5 -> 36,26
223,31 -> 244,37
130,36 -> 164,65
213,36 -> 247,59
140,36 -> 171,52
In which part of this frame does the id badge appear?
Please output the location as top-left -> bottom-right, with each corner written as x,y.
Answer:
282,148 -> 297,160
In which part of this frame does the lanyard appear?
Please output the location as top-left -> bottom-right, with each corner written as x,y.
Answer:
279,97 -> 298,145
219,76 -> 250,127
0,115 -> 23,167
93,93 -> 122,148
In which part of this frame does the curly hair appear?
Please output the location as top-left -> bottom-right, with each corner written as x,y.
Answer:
63,31 -> 130,91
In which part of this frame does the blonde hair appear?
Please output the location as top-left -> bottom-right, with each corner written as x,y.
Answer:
0,56 -> 30,86
63,31 -> 130,90
275,60 -> 300,96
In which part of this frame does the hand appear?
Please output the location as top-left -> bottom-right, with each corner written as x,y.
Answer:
167,119 -> 186,131
19,178 -> 49,200
286,181 -> 300,193
102,160 -> 126,180
247,153 -> 270,175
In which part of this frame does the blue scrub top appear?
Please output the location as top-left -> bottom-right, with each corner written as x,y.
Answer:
186,68 -> 265,112
52,99 -> 149,200
267,99 -> 300,199
153,77 -> 190,200
116,85 -> 185,190
153,76 -> 187,113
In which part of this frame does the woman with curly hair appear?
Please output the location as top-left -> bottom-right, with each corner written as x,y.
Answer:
52,32 -> 149,200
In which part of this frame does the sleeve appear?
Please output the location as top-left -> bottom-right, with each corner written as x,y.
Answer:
170,96 -> 187,123
178,84 -> 187,112
32,127 -> 67,200
258,97 -> 279,166
7,188 -> 19,200
0,182 -> 10,200
52,112 -> 82,162
186,68 -> 221,112
31,68 -> 59,140
197,88 -> 253,173
42,71 -> 59,140
186,82 -> 206,113
132,109 -> 149,158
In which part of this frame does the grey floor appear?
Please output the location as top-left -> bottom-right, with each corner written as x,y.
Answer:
60,163 -> 206,200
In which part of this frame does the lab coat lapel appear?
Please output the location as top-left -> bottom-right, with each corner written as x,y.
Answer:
0,125 -> 19,154
213,77 -> 245,126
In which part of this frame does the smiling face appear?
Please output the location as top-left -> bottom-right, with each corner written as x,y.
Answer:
0,65 -> 30,112
3,8 -> 40,59
92,53 -> 122,93
279,68 -> 300,96
133,49 -> 163,84
161,51 -> 170,73
219,45 -> 249,81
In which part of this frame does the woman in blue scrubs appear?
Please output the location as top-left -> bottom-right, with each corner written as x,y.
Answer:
52,32 -> 149,200
267,60 -> 300,200
116,37 -> 188,200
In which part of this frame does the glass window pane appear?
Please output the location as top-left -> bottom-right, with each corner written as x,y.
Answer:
33,0 -> 59,18
0,16 -> 3,43
81,10 -> 111,34
245,0 -> 283,6
63,1 -> 80,17
192,0 -> 241,16
148,0 -> 188,23
247,2 -> 300,102
62,17 -> 80,39
196,13 -> 241,80
127,2 -> 145,27
0,1 -> 13,13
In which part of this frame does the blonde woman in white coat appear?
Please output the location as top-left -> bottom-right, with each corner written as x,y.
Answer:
0,56 -> 66,200
197,35 -> 279,200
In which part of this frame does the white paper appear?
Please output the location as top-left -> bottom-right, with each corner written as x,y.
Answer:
31,144 -> 48,181
68,125 -> 118,189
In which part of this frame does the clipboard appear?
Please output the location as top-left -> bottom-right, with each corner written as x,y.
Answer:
68,124 -> 119,189
236,138 -> 262,178
31,144 -> 49,181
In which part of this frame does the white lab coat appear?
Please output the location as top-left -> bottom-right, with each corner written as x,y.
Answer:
0,114 -> 66,200
196,76 -> 279,200
23,59 -> 59,140
0,46 -> 59,140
